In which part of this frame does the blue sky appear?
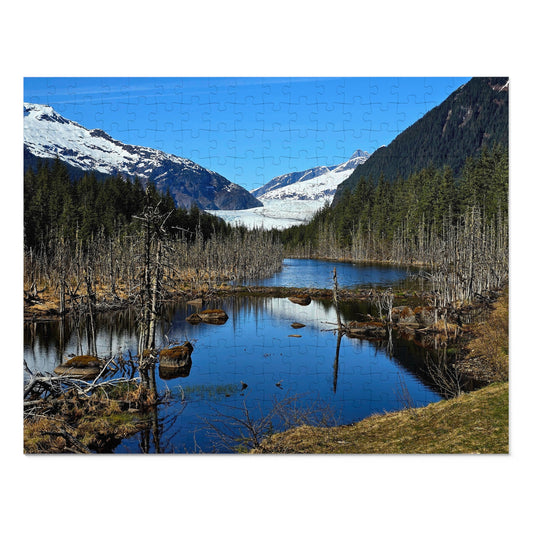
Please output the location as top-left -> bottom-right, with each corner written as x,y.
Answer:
24,77 -> 471,191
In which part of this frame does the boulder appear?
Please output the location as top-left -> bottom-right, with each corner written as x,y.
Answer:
288,294 -> 311,306
159,342 -> 194,364
54,355 -> 103,379
345,322 -> 387,339
186,298 -> 203,306
186,309 -> 229,325
185,313 -> 202,324
159,342 -> 193,380
291,322 -> 306,329
198,309 -> 229,324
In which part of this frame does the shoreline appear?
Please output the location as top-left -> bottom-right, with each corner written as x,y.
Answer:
284,254 -> 432,269
251,382 -> 509,454
24,283 -> 427,323
23,277 -> 508,454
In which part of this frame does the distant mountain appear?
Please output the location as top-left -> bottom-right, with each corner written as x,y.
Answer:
252,150 -> 370,202
252,165 -> 336,198
207,150 -> 370,230
23,103 -> 262,210
333,77 -> 509,204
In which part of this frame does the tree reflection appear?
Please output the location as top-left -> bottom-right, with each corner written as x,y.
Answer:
333,332 -> 341,393
138,390 -> 187,453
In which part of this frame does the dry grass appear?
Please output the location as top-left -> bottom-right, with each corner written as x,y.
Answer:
24,417 -> 73,453
253,382 -> 508,454
463,290 -> 508,381
23,272 -> 233,320
24,409 -> 142,454
24,385 -> 153,453
432,318 -> 461,337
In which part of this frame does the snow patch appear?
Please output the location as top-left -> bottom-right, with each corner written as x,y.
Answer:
207,199 -> 325,230
23,102 -> 202,181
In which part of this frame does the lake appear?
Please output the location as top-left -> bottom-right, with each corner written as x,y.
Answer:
244,257 -> 420,289
24,259 -> 440,453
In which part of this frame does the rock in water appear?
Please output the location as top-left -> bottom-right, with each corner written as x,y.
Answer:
54,355 -> 103,379
159,342 -> 194,364
159,342 -> 193,380
197,309 -> 229,324
185,313 -> 202,324
345,322 -> 387,339
288,295 -> 311,306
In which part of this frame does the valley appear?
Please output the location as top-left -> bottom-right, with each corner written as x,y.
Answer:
208,150 -> 370,229
23,76 -> 509,456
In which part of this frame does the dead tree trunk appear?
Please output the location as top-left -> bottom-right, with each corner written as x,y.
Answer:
84,264 -> 97,355
134,201 -> 171,392
332,267 -> 344,333
147,240 -> 162,354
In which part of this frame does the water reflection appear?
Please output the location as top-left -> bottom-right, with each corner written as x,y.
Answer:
244,258 -> 421,289
24,295 -> 441,453
333,332 -> 341,393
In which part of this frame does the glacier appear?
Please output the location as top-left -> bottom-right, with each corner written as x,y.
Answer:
207,198 -> 326,230
208,150 -> 369,229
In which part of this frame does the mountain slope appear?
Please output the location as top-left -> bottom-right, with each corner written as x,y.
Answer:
333,77 -> 509,204
23,103 -> 262,210
251,165 -> 336,198
253,150 -> 369,200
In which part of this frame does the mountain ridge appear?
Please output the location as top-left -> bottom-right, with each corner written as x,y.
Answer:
23,103 -> 262,211
253,149 -> 370,202
333,77 -> 509,204
206,150 -> 370,230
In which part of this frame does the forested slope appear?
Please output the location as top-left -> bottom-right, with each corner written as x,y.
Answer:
277,145 -> 508,305
24,158 -> 231,248
333,77 -> 508,203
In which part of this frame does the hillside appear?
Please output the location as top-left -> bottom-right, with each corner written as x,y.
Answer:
252,150 -> 369,199
23,103 -> 262,211
333,77 -> 509,203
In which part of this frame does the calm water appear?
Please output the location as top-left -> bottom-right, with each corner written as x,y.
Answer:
24,290 -> 441,453
245,258 -> 418,289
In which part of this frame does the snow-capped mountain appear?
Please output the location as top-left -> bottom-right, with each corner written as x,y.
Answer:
206,150 -> 370,229
23,103 -> 262,211
251,150 -> 369,201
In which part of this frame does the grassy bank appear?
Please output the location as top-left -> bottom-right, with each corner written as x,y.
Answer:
252,286 -> 509,454
253,382 -> 508,454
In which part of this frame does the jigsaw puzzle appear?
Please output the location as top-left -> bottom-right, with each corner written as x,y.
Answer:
23,77 -> 509,454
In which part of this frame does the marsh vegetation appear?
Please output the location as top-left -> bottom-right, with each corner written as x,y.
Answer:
23,148 -> 509,453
